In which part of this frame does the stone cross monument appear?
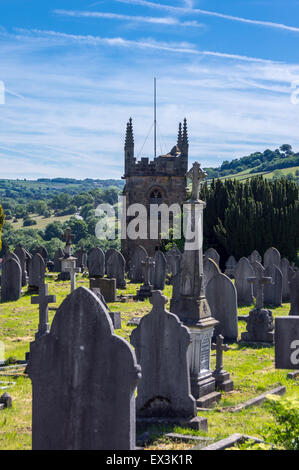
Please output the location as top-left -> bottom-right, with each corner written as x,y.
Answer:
31,283 -> 56,339
211,335 -> 234,392
63,227 -> 75,257
135,256 -> 155,301
248,262 -> 272,310
171,161 -> 220,408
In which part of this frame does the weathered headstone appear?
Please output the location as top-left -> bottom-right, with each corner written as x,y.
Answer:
248,250 -> 262,267
1,257 -> 22,302
234,257 -> 254,306
166,245 -> 182,276
106,249 -> 126,289
289,270 -> 299,316
27,287 -> 141,450
264,264 -> 282,307
211,335 -> 234,392
87,247 -> 105,278
53,248 -> 64,272
131,291 -> 205,430
90,277 -> 117,303
28,253 -> 46,291
33,246 -> 48,264
74,248 -> 87,270
206,273 -> 238,342
129,245 -> 147,283
90,287 -> 122,329
264,247 -> 281,270
203,257 -> 221,291
204,248 -> 220,267
225,255 -> 237,278
14,244 -> 28,287
280,258 -> 291,302
151,250 -> 167,290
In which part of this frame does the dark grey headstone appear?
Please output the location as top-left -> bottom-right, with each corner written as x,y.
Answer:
206,273 -> 238,341
14,245 -> 27,287
203,257 -> 221,291
225,255 -> 237,278
151,250 -> 167,290
234,257 -> 254,306
1,257 -> 22,302
87,247 -> 105,277
28,253 -> 46,289
53,248 -> 65,272
106,249 -> 126,289
27,287 -> 140,450
275,316 -> 299,370
74,249 -> 87,269
131,291 -> 197,419
264,247 -> 281,270
33,246 -> 48,264
129,245 -> 147,283
289,271 -> 299,316
264,265 -> 282,307
280,258 -> 290,302
204,248 -> 220,267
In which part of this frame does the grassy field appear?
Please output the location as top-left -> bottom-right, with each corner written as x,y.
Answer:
0,274 -> 297,451
207,165 -> 299,184
11,213 -> 72,231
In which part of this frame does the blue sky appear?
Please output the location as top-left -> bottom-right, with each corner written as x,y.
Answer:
1,0 -> 299,179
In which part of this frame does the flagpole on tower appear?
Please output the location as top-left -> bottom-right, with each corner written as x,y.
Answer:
154,77 -> 157,158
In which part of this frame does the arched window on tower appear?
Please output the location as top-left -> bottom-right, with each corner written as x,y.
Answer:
149,189 -> 163,205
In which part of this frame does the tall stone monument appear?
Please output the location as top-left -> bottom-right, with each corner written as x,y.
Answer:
171,162 -> 220,408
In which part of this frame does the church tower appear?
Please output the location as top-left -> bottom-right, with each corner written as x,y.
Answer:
121,118 -> 189,261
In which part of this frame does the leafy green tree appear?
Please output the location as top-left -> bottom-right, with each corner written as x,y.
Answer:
0,205 -> 5,251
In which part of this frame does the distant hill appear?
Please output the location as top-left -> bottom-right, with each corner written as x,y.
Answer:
204,145 -> 299,182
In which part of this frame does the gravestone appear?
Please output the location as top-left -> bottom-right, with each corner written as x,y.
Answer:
14,245 -> 28,287
151,250 -> 167,290
169,249 -> 183,312
263,247 -> 281,269
204,248 -> 220,267
166,245 -> 182,275
135,256 -> 155,301
234,257 -> 254,306
1,257 -> 22,302
27,287 -> 141,450
264,265 -> 282,307
28,253 -> 46,291
90,287 -> 122,329
131,291 -> 205,430
3,251 -> 20,264
33,246 -> 48,264
211,335 -> 234,392
275,316 -> 299,370
53,248 -> 64,272
129,245 -> 147,283
62,227 -> 75,257
206,273 -> 238,342
280,258 -> 291,302
87,247 -> 105,278
225,255 -> 237,278
289,271 -> 299,316
74,248 -> 87,270
90,277 -> 117,303
203,257 -> 221,291
241,262 -> 274,344
248,250 -> 262,267
106,249 -> 126,289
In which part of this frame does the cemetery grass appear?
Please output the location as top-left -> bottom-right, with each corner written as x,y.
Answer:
0,275 -> 297,451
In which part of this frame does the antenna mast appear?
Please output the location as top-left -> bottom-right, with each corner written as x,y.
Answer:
154,77 -> 157,158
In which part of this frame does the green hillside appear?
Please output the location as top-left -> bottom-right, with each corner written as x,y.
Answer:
205,145 -> 299,183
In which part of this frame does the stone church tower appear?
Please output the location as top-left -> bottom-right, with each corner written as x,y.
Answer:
121,118 -> 188,261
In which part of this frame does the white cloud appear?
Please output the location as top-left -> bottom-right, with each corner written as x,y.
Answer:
0,29 -> 298,179
115,0 -> 299,33
53,9 -> 203,27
